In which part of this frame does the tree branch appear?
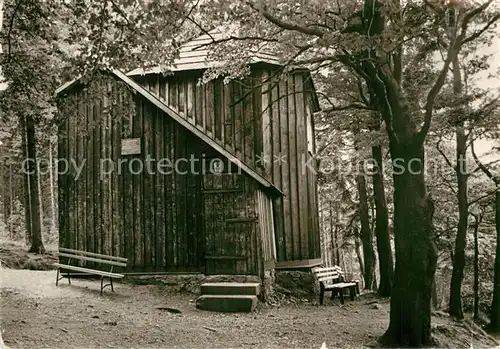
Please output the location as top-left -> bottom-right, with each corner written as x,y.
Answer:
468,190 -> 496,207
418,41 -> 458,142
470,137 -> 499,184
462,14 -> 500,46
5,0 -> 24,62
461,0 -> 495,28
193,35 -> 279,51
417,0 -> 495,143
247,1 -> 324,37
436,138 -> 455,170
323,102 -> 374,113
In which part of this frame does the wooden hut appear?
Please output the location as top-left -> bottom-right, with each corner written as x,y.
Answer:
55,32 -> 321,279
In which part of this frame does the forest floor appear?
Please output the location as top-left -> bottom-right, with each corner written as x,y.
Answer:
0,242 -> 499,348
0,240 -> 58,270
1,268 -> 499,349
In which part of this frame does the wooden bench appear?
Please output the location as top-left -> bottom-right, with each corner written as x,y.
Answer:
54,248 -> 128,295
312,266 -> 359,305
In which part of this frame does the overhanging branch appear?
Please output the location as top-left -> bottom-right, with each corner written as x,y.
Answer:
470,136 -> 499,184
246,1 -> 324,38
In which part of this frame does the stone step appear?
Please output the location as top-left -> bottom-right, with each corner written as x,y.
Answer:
196,295 -> 258,313
200,282 -> 260,296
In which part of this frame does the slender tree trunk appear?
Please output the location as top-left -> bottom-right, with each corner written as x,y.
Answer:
20,116 -> 32,245
48,140 -> 57,231
431,276 -> 438,309
488,191 -> 500,333
372,144 -> 393,297
335,224 -> 340,266
449,55 -> 468,320
37,160 -> 44,237
473,216 -> 480,321
24,114 -> 45,254
330,202 -> 336,266
1,168 -> 7,232
343,249 -> 349,278
8,164 -> 13,238
354,232 -> 365,283
357,174 -> 376,290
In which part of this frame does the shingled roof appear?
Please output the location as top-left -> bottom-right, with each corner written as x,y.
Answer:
127,29 -> 281,76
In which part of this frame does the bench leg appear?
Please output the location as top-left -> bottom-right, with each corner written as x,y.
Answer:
100,277 -> 116,295
55,268 -> 68,286
350,287 -> 355,301
339,289 -> 345,305
319,285 -> 325,305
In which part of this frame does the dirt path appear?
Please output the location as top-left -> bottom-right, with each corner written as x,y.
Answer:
0,269 -> 498,349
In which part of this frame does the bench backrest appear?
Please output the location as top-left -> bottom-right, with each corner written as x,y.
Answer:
312,266 -> 344,284
58,248 -> 128,268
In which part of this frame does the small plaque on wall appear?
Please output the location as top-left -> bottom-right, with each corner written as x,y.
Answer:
121,138 -> 141,155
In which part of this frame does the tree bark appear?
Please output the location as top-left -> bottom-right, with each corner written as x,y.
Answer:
335,224 -> 340,266
48,140 -> 57,232
488,190 -> 500,333
431,276 -> 438,309
20,115 -> 32,245
354,232 -> 365,281
357,174 -> 376,290
362,55 -> 438,346
380,145 -> 438,346
473,216 -> 480,321
37,160 -> 44,237
330,202 -> 336,266
24,114 -> 45,254
339,0 -> 464,343
372,144 -> 394,297
448,54 -> 468,320
8,164 -> 13,238
1,168 -> 7,232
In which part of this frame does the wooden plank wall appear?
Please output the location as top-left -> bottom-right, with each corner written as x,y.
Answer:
135,68 -> 321,263
259,70 -> 321,262
256,189 -> 276,267
58,74 -> 205,272
57,72 -> 267,274
139,72 -> 263,174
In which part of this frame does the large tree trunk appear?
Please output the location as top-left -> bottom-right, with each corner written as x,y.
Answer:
357,174 -> 376,290
488,191 -> 500,333
449,56 -> 468,320
372,144 -> 394,297
380,141 -> 437,347
24,114 -> 45,254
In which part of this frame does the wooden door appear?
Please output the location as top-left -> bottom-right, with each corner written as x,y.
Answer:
202,166 -> 258,275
